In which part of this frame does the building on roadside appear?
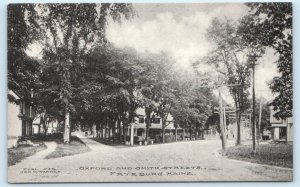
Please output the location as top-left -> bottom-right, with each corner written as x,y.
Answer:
7,90 -> 34,148
269,106 -> 293,142
98,108 -> 183,143
203,121 -> 251,141
133,108 -> 177,139
32,117 -> 59,135
203,126 -> 219,140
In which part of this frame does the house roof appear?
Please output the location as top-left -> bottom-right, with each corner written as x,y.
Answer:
8,90 -> 20,100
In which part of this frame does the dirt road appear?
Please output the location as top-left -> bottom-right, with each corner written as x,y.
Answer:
8,136 -> 292,183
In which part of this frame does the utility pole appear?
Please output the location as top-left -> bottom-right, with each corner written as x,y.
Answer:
218,88 -> 226,151
198,78 -> 241,151
252,61 -> 256,153
258,97 -> 263,145
249,53 -> 261,154
223,107 -> 227,139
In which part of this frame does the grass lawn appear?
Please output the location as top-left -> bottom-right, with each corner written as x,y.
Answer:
8,142 -> 47,166
45,136 -> 91,159
222,143 -> 293,168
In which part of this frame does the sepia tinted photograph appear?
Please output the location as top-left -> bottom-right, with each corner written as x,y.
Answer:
7,2 -> 293,183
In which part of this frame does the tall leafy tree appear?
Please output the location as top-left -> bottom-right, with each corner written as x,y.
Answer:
245,3 -> 292,119
150,54 -> 176,143
30,3 -> 134,142
8,4 -> 40,102
83,45 -> 144,142
205,18 -> 264,145
170,70 -> 214,140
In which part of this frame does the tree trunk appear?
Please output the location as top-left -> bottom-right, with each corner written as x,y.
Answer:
63,111 -> 70,143
145,119 -> 150,141
38,118 -> 41,134
123,123 -> 126,143
175,126 -> 178,142
108,126 -> 111,139
112,120 -> 116,140
96,123 -> 100,138
183,123 -> 186,141
146,125 -> 150,141
189,123 -> 192,139
101,124 -> 104,139
117,118 -> 122,143
162,127 -> 165,143
235,97 -> 241,146
145,109 -> 151,142
218,88 -> 226,151
41,117 -> 47,135
236,113 -> 241,145
104,122 -> 108,139
92,123 -> 97,138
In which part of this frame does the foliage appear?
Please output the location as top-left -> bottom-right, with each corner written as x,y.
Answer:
204,18 -> 248,145
7,4 -> 41,102
254,98 -> 271,133
8,3 -> 221,144
245,3 -> 292,119
204,17 -> 265,145
171,70 -> 214,132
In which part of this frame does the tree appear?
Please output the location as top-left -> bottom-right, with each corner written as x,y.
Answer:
82,45 -> 144,143
245,3 -> 292,120
150,54 -> 176,143
205,18 -> 264,145
205,18 -> 248,146
138,54 -> 160,141
29,4 -> 134,143
165,67 -> 215,142
254,97 -> 271,135
8,4 -> 41,102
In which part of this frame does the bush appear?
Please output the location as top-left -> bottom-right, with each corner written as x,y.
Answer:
165,135 -> 176,142
33,133 -> 63,141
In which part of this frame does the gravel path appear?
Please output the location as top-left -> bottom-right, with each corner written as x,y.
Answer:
8,136 -> 292,183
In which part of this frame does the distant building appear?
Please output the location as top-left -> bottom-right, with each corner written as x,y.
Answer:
98,108 -> 181,142
32,117 -> 59,135
132,108 -> 176,138
269,107 -> 293,142
203,121 -> 251,141
203,126 -> 219,140
7,90 -> 33,148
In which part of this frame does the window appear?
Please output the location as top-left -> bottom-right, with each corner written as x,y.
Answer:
137,129 -> 143,136
22,121 -> 26,136
152,118 -> 161,124
139,117 -> 145,124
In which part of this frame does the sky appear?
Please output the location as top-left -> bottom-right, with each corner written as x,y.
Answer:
106,3 -> 279,102
26,3 -> 280,103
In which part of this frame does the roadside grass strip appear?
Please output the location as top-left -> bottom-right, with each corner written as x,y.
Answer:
8,142 -> 47,166
45,136 -> 91,159
222,143 -> 293,168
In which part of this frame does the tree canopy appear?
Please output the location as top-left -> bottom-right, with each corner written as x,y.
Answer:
245,3 -> 292,119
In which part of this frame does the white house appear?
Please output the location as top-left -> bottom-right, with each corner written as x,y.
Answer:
7,90 -> 34,148
131,108 -> 177,138
32,117 -> 59,135
96,108 -> 181,144
270,107 -> 293,142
